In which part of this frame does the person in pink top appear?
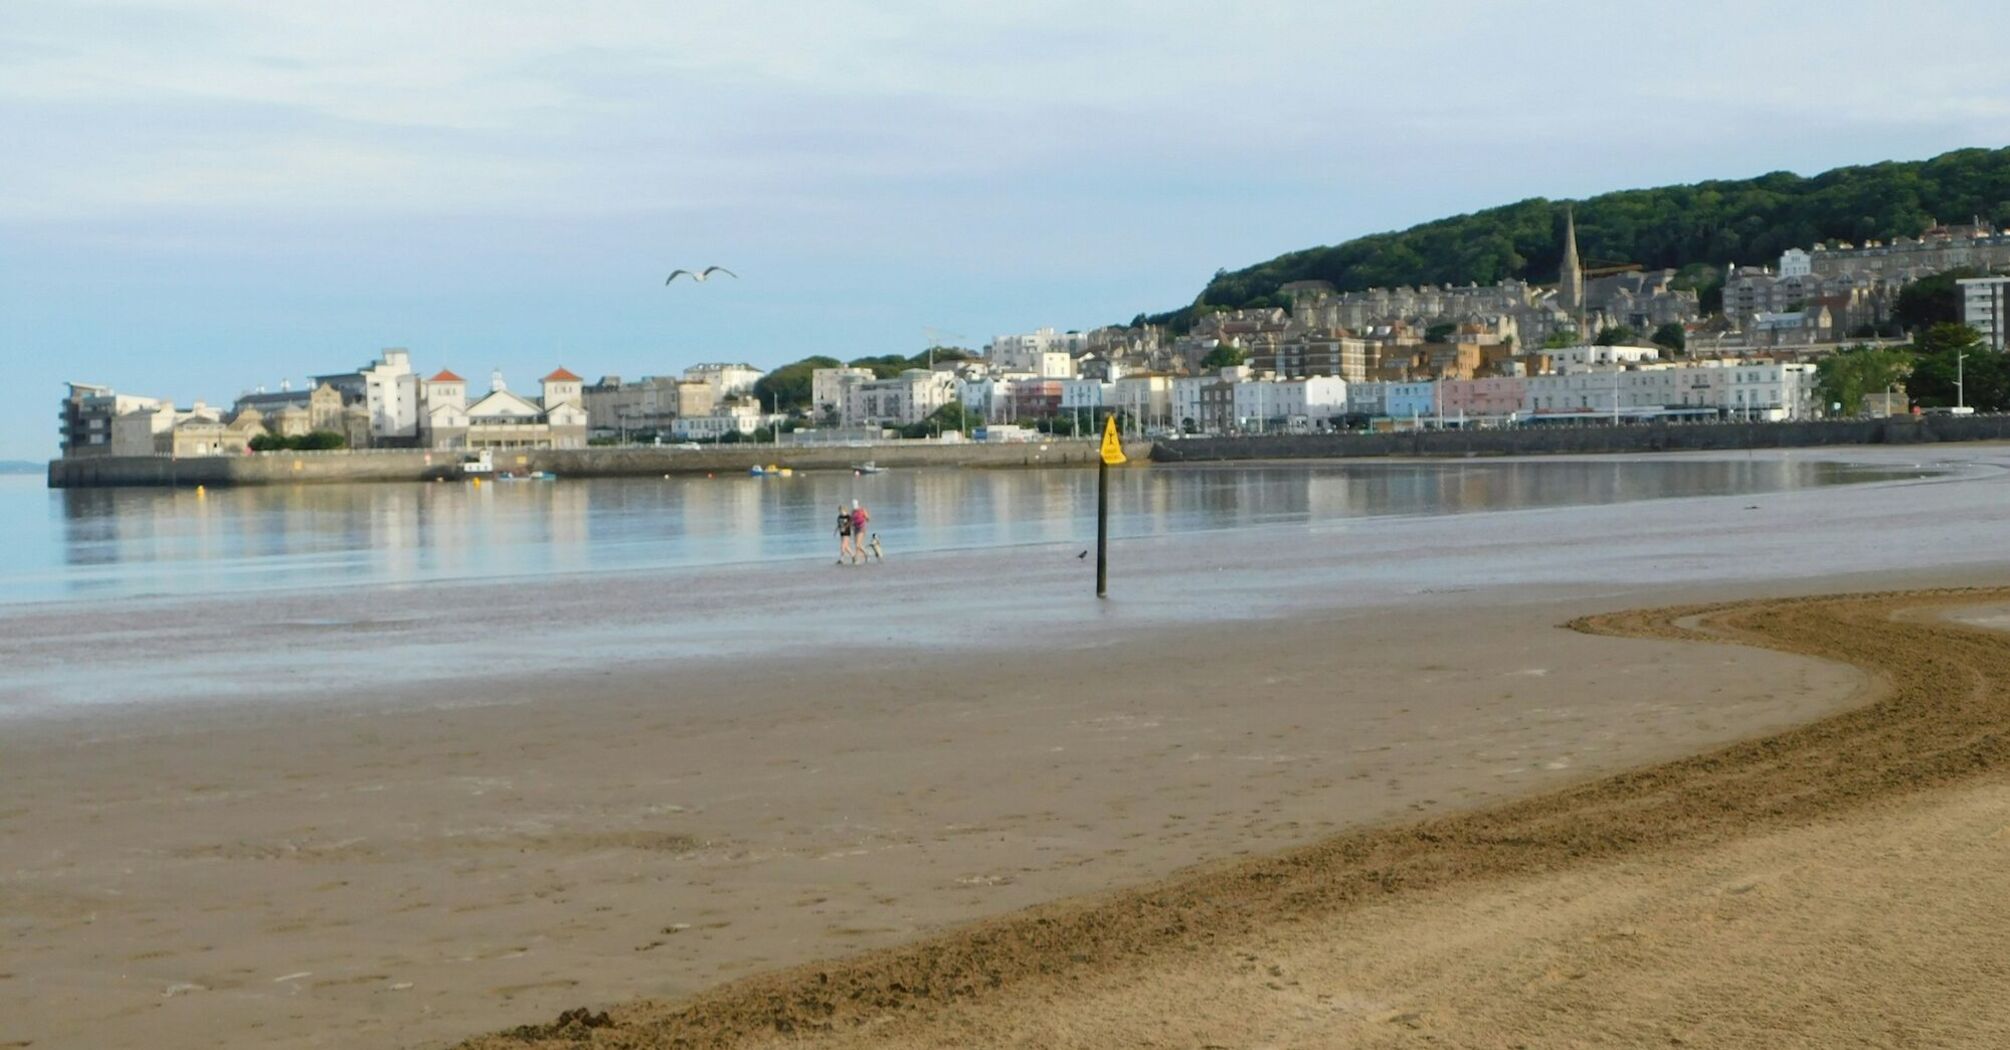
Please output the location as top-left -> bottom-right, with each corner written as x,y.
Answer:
848,501 -> 870,564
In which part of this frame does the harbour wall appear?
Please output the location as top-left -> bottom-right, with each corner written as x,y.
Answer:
1150,415 -> 2010,463
45,438 -> 1143,488
45,416 -> 2010,488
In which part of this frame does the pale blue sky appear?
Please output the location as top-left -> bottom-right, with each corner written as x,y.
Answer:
6,0 -> 2010,459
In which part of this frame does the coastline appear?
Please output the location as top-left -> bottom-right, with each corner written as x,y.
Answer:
38,415 -> 2010,488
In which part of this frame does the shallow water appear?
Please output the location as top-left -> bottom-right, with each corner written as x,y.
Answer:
0,457 -> 1919,605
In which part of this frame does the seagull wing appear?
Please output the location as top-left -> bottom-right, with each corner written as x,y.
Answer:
702,266 -> 739,279
665,269 -> 694,284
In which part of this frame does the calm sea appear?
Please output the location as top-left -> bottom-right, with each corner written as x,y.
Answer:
0,458 -> 1914,606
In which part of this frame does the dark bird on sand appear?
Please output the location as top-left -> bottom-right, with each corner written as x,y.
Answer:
1077,550 -> 1089,559
665,267 -> 738,284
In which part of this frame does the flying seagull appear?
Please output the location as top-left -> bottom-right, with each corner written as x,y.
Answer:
666,266 -> 738,284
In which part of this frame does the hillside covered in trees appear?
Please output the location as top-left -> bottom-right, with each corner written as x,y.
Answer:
1143,147 -> 2010,329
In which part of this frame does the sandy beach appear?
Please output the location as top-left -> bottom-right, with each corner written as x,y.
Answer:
6,448 -> 2010,1049
2,591 -> 1865,1049
458,587 -> 2010,1050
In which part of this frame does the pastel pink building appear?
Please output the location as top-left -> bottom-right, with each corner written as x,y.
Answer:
1438,377 -> 1527,420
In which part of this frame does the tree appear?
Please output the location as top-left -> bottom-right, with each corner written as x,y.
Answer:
1650,322 -> 1687,353
1425,322 -> 1458,343
1907,323 -> 2005,410
752,356 -> 843,413
1894,268 -> 1983,332
846,355 -> 910,380
1200,344 -> 1247,369
1134,146 -> 2010,333
1593,325 -> 1637,346
1816,345 -> 1914,415
1915,322 -> 1984,356
1541,328 -> 1578,349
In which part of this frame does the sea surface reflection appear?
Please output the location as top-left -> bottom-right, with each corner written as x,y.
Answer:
0,458 -> 1913,605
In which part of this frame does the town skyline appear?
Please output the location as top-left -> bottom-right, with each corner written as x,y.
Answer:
10,1 -> 2010,459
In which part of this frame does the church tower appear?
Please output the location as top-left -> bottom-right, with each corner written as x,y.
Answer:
1559,206 -> 1585,318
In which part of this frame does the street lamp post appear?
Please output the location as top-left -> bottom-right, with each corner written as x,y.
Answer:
1958,351 -> 1969,411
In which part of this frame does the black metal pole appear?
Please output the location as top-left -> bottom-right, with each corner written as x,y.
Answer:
1096,457 -> 1109,598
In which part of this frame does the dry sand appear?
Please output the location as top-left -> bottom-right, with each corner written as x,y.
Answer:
457,588 -> 2010,1050
0,591 -> 1865,1050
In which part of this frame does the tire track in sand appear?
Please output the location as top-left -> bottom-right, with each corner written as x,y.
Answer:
462,587 -> 2010,1049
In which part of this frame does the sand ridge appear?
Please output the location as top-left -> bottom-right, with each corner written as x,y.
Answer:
462,587 -> 2010,1049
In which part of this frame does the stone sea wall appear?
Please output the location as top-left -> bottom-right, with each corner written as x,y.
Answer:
46,438 -> 1141,488
1149,416 -> 2010,463
44,417 -> 2010,487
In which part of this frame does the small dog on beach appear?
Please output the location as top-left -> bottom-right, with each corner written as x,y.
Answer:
868,533 -> 884,562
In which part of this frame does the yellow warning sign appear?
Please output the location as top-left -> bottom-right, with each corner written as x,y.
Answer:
1099,416 -> 1127,465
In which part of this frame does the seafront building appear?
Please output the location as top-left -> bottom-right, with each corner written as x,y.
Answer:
1960,276 -> 2010,352
419,368 -> 588,450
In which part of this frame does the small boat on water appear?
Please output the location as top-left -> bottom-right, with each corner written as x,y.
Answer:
749,464 -> 795,477
851,461 -> 884,475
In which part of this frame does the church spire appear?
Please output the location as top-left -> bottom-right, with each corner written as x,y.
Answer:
1558,206 -> 1587,341
1559,206 -> 1584,315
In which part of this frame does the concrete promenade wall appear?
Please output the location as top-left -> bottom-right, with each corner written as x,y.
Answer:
46,438 -> 1148,488
1150,415 -> 2010,463
48,417 -> 2010,487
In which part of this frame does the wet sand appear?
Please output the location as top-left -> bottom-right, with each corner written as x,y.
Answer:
0,592 -> 1863,1049
461,588 -> 2010,1049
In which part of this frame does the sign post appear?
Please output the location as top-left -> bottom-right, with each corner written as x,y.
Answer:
1096,415 -> 1127,598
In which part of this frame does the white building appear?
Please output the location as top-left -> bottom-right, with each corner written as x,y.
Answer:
1546,343 -> 1662,372
1059,378 -> 1109,411
1346,380 -> 1387,420
845,369 -> 958,426
1779,247 -> 1813,278
1034,350 -> 1077,379
447,367 -> 589,449
812,367 -> 876,422
988,327 -> 1088,372
315,349 -> 419,441
673,398 -> 774,439
1110,374 -> 1174,432
1522,361 -> 1819,421
1232,377 -> 1348,431
1959,276 -> 2010,352
684,362 -> 765,398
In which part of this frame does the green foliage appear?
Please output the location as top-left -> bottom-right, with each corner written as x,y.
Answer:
1650,322 -> 1688,353
847,354 -> 911,379
1424,322 -> 1458,343
1894,269 -> 1984,332
1142,147 -> 2010,329
1200,344 -> 1247,369
1593,325 -> 1637,346
752,356 -> 843,412
1915,322 -> 1984,356
1541,328 -> 1579,349
1816,346 -> 1914,415
249,430 -> 347,452
1909,348 -> 2010,411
